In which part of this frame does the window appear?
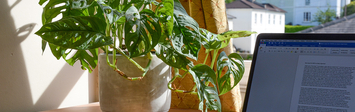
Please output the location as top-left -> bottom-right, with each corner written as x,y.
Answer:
273,15 -> 275,24
260,14 -> 263,24
268,14 -> 270,24
303,12 -> 311,22
255,13 -> 257,24
280,16 -> 282,25
305,0 -> 310,5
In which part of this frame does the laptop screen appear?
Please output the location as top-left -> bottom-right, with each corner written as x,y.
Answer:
243,34 -> 355,112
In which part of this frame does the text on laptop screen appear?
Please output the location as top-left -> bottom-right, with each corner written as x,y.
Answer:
245,39 -> 355,112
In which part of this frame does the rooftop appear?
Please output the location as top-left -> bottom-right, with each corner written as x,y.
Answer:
226,0 -> 286,13
227,14 -> 237,19
298,13 -> 355,33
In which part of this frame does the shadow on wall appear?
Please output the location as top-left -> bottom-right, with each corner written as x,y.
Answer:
0,0 -> 86,111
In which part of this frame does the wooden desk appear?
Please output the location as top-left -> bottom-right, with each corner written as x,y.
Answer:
41,102 -> 208,112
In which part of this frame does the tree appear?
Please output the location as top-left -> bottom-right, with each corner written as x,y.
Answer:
225,0 -> 236,4
313,6 -> 337,25
342,1 -> 355,17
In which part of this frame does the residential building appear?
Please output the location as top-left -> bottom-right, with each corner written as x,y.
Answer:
226,0 -> 286,53
227,14 -> 237,30
256,0 -> 350,26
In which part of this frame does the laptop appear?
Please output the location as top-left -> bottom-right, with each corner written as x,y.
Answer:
242,33 -> 355,112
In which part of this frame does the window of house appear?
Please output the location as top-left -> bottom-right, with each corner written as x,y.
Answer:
273,15 -> 275,24
280,16 -> 282,25
260,14 -> 263,24
304,12 -> 311,22
255,13 -> 257,24
305,0 -> 310,5
268,14 -> 270,24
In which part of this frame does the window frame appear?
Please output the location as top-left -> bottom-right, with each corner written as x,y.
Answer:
255,13 -> 257,24
268,14 -> 271,24
260,14 -> 263,24
280,15 -> 282,25
303,12 -> 311,22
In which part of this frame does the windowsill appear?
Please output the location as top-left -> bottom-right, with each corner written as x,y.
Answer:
302,21 -> 313,24
41,102 -> 216,112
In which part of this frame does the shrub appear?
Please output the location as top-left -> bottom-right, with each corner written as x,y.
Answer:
285,25 -> 313,33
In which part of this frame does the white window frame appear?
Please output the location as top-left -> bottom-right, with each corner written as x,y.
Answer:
260,14 -> 263,24
255,13 -> 257,24
268,14 -> 271,24
303,12 -> 311,22
280,15 -> 282,25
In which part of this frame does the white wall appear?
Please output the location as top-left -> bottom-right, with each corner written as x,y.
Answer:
228,8 -> 285,53
227,9 -> 253,53
257,0 -> 350,25
256,0 -> 294,25
227,9 -> 253,31
0,0 -> 95,111
293,0 -> 350,25
228,19 -> 234,31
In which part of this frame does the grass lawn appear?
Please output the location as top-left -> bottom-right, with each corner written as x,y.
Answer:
285,25 -> 314,33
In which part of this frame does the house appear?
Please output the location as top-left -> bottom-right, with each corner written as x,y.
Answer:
298,13 -> 355,33
255,0 -> 350,26
227,14 -> 237,31
226,0 -> 286,53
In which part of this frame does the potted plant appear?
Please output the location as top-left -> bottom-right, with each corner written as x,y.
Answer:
35,0 -> 254,111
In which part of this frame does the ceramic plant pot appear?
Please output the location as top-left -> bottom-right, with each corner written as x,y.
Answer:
98,54 -> 171,112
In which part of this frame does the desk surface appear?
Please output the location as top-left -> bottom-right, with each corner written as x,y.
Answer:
41,102 -> 210,112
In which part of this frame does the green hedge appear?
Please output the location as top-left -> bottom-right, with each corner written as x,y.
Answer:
285,25 -> 313,33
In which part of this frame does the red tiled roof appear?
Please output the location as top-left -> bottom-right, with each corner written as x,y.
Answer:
226,0 -> 286,13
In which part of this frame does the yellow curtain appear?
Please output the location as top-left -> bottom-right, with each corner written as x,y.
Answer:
170,0 -> 242,111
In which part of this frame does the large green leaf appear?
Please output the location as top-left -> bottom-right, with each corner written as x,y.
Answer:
216,51 -> 244,95
190,64 -> 222,112
39,0 -> 49,5
171,0 -> 201,60
71,0 -> 94,9
35,16 -> 112,50
154,0 -> 200,70
217,30 -> 256,49
154,43 -> 192,70
41,0 -> 69,24
40,0 -> 103,53
48,43 -> 67,60
97,1 -> 124,24
40,0 -> 97,24
199,28 -> 222,50
47,43 -> 98,73
125,6 -> 161,58
123,0 -> 145,11
63,49 -> 99,73
157,0 -> 174,35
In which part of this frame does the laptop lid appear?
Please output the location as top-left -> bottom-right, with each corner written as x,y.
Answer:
243,33 -> 355,112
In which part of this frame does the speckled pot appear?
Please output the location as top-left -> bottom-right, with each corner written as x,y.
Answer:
98,54 -> 171,112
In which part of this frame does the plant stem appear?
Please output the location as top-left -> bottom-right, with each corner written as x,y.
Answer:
105,45 -> 152,81
191,85 -> 197,92
203,52 -> 209,64
118,24 -> 123,48
112,25 -> 117,68
168,69 -> 197,95
210,50 -> 218,69
110,45 -> 146,72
